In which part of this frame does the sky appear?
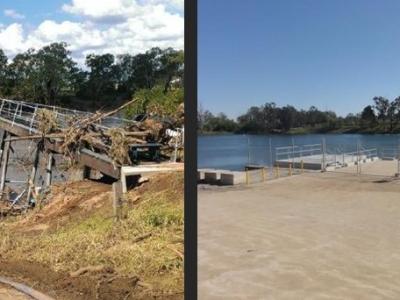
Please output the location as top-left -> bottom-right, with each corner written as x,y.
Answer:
199,0 -> 400,118
0,0 -> 183,65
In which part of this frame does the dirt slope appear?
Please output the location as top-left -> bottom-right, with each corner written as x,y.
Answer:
0,172 -> 183,300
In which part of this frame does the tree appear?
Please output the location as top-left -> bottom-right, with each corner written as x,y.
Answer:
35,42 -> 76,105
262,102 -> 279,131
125,85 -> 183,124
373,96 -> 390,121
201,112 -> 237,132
131,48 -> 162,90
360,105 -> 376,128
0,49 -> 8,95
158,48 -> 184,93
86,53 -> 117,108
279,105 -> 296,131
8,49 -> 38,101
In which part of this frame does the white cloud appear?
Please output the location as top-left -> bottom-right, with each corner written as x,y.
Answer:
0,23 -> 27,54
0,1 -> 184,64
62,0 -> 183,21
4,9 -> 25,20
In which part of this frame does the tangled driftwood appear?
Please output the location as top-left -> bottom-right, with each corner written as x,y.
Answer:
20,98 -> 182,166
36,109 -> 58,135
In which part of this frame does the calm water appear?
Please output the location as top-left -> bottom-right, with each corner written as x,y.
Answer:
198,134 -> 400,171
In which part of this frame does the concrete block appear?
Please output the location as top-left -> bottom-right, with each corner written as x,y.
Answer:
220,172 -> 246,185
197,170 -> 204,181
371,156 -> 379,161
204,171 -> 220,183
344,162 -> 355,167
325,166 -> 336,171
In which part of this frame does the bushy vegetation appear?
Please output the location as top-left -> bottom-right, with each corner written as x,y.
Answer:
125,85 -> 184,121
0,43 -> 183,112
198,96 -> 400,134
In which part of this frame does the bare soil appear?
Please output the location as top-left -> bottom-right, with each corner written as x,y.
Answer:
199,171 -> 400,299
0,259 -> 144,300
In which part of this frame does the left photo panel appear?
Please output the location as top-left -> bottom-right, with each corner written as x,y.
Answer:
0,1 -> 184,299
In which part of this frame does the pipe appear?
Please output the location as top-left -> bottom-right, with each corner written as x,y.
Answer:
0,276 -> 55,300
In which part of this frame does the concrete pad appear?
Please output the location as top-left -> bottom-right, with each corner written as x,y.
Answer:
199,172 -> 400,299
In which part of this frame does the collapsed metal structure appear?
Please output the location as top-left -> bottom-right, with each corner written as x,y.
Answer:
0,98 -> 183,212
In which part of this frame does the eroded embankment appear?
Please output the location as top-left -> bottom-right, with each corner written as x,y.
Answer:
0,172 -> 184,300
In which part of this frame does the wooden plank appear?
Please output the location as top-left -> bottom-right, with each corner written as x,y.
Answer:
112,181 -> 123,221
78,149 -> 120,179
45,151 -> 53,187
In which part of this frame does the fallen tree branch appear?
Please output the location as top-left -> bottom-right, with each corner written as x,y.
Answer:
132,232 -> 152,243
70,265 -> 109,278
166,245 -> 184,260
5,131 -> 151,142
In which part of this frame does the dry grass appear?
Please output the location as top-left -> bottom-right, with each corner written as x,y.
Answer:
36,108 -> 58,135
0,172 -> 184,294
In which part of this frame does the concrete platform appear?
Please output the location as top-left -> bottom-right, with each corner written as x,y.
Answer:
334,159 -> 398,176
198,168 -> 267,185
276,154 -> 372,170
121,163 -> 183,193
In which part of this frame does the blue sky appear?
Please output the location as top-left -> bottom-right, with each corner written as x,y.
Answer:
0,0 -> 71,26
0,0 -> 183,64
199,0 -> 400,118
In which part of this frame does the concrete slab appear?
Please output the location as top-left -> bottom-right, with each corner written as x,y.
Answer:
121,164 -> 182,193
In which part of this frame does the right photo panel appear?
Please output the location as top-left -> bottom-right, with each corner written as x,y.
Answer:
198,0 -> 400,299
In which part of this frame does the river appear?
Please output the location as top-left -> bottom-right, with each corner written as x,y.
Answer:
198,133 -> 400,171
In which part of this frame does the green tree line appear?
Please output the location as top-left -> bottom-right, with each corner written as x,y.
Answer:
0,42 -> 183,112
198,97 -> 400,134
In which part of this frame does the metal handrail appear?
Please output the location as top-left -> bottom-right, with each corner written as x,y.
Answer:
0,98 -> 138,131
